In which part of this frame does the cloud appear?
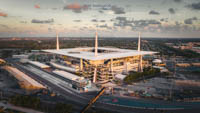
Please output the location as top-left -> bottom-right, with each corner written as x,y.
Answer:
111,5 -> 125,14
73,20 -> 81,22
52,8 -> 57,10
159,23 -> 200,34
100,20 -> 106,22
48,28 -> 53,32
184,17 -> 198,24
99,10 -> 104,13
110,19 -> 114,22
91,19 -> 98,22
20,21 -> 27,24
0,24 -> 9,28
101,5 -> 111,10
100,5 -> 125,14
116,17 -> 127,21
31,19 -> 54,24
0,12 -> 7,17
99,24 -> 112,29
48,27 -> 56,32
174,0 -> 182,3
114,17 -> 161,30
133,19 -> 161,27
34,5 -> 40,9
114,17 -> 133,27
63,3 -> 88,13
160,18 -> 168,22
99,24 -> 107,28
187,2 -> 200,10
113,16 -> 200,34
168,8 -> 175,14
149,10 -> 160,15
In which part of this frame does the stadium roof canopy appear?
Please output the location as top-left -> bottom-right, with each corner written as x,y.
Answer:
42,47 -> 157,61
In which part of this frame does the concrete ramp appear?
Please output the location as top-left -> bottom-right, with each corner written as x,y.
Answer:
3,66 -> 46,90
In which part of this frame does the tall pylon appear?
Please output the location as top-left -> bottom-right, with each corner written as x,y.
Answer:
138,32 -> 141,51
94,29 -> 98,57
137,32 -> 143,72
56,32 -> 60,50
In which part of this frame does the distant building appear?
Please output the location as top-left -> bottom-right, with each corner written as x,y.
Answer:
12,54 -> 29,59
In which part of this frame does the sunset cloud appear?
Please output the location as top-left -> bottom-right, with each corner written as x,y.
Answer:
0,12 -> 7,17
0,0 -> 200,38
34,5 -> 40,9
63,3 -> 88,13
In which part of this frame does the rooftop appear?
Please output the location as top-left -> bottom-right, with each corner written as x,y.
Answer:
43,47 -> 157,61
28,61 -> 50,68
52,70 -> 85,82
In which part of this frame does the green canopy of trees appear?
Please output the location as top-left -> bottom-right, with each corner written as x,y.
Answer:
9,95 -> 73,113
124,67 -> 160,84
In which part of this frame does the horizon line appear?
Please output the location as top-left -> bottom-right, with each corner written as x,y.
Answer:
0,37 -> 200,39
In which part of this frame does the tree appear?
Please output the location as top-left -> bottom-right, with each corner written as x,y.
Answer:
124,67 -> 160,84
54,103 -> 73,113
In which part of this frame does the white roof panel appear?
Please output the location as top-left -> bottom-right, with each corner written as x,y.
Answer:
50,62 -> 76,72
52,70 -> 81,81
28,61 -> 50,68
42,47 -> 157,61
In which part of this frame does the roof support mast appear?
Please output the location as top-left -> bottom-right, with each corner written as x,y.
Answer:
138,32 -> 141,51
95,29 -> 98,57
56,32 -> 60,50
138,32 -> 143,72
94,28 -> 98,83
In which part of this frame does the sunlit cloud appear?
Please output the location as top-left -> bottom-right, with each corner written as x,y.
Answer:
0,12 -> 8,17
0,0 -> 200,38
63,3 -> 88,13
34,4 -> 40,9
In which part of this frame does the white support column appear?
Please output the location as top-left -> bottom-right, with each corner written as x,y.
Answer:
138,58 -> 140,72
80,58 -> 83,72
126,62 -> 129,73
124,60 -> 128,73
140,55 -> 143,72
93,66 -> 97,83
110,59 -> 113,77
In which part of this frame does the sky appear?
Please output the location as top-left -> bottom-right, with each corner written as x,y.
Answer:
0,0 -> 200,38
